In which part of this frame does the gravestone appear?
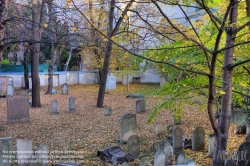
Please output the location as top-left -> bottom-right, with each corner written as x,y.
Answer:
52,100 -> 58,114
0,77 -> 14,97
106,73 -> 116,89
36,144 -> 49,166
160,76 -> 166,87
184,158 -> 196,165
208,134 -> 215,158
139,157 -> 151,166
172,127 -> 182,154
104,108 -> 113,116
192,127 -> 205,151
237,142 -> 250,166
6,84 -> 14,96
164,145 -> 173,165
69,97 -> 76,112
231,110 -> 246,124
153,138 -> 172,153
154,149 -> 165,166
173,116 -> 181,125
155,122 -> 164,136
127,135 -> 140,156
120,113 -> 137,144
16,139 -> 33,166
0,137 -> 12,166
62,83 -> 68,94
246,135 -> 250,142
234,124 -> 246,134
136,100 -> 146,113
175,151 -> 185,165
7,95 -> 30,124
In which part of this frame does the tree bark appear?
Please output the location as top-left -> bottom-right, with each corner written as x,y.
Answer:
31,0 -> 41,107
212,1 -> 238,165
24,42 -> 29,90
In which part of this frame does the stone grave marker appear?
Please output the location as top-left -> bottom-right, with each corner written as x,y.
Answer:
237,142 -> 250,166
136,100 -> 146,113
160,76 -> 166,87
106,73 -> 116,89
184,158 -> 196,165
164,144 -> 173,165
69,97 -> 76,112
62,83 -> 68,94
246,135 -> 250,142
127,135 -> 140,156
153,138 -> 171,153
120,113 -> 137,144
104,108 -> 113,116
7,95 -> 30,124
175,151 -> 185,165
16,139 -> 33,166
155,122 -> 164,136
6,84 -> 14,96
192,127 -> 205,151
172,127 -> 182,154
52,100 -> 58,114
139,157 -> 151,166
154,144 -> 173,166
208,134 -> 215,158
36,144 -> 49,166
0,77 -> 14,97
0,137 -> 12,166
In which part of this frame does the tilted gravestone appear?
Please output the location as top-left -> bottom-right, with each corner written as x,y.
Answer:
16,139 -> 33,166
51,100 -> 58,114
184,158 -> 196,165
62,83 -> 68,94
139,157 -> 151,166
120,113 -> 137,144
172,127 -> 182,154
136,100 -> 146,113
7,95 -> 30,124
36,144 -> 49,166
127,135 -> 140,156
237,142 -> 250,166
192,127 -> 205,151
155,122 -> 164,136
69,97 -> 76,112
208,134 -> 215,158
175,151 -> 185,165
0,137 -> 12,166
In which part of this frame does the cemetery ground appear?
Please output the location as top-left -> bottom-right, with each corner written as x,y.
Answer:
0,83 -> 246,166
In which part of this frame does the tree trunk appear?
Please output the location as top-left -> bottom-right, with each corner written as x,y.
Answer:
96,0 -> 115,108
45,0 -> 58,94
31,0 -> 41,107
212,1 -> 238,165
0,0 -> 9,63
24,43 -> 29,90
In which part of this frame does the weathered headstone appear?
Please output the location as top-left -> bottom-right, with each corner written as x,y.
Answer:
69,97 -> 76,112
127,135 -> 140,156
106,73 -> 116,89
139,157 -> 151,166
154,149 -> 165,166
172,127 -> 182,154
62,83 -> 68,94
153,138 -> 172,153
16,139 -> 33,166
237,142 -> 250,166
36,144 -> 49,166
52,100 -> 58,114
120,113 -> 137,144
7,95 -> 30,124
6,84 -> 14,96
155,122 -> 164,136
246,135 -> 250,142
184,158 -> 196,165
136,100 -> 146,113
104,108 -> 113,116
192,127 -> 205,151
160,76 -> 166,87
175,151 -> 185,165
208,134 -> 215,158
164,145 -> 173,165
0,137 -> 12,166
0,77 -> 14,97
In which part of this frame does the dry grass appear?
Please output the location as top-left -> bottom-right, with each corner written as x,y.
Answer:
0,83 -> 246,166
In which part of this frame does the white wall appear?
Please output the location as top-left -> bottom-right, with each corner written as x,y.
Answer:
0,69 -> 161,89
